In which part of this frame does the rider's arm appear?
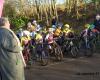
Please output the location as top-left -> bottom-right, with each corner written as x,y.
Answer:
45,34 -> 49,40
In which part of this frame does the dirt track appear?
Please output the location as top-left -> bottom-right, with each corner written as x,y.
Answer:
25,52 -> 100,80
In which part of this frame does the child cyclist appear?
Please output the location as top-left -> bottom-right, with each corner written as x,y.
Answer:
45,28 -> 54,49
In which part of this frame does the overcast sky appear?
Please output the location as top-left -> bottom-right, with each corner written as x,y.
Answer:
57,0 -> 65,4
56,0 -> 91,4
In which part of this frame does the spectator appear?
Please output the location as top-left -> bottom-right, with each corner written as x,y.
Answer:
52,16 -> 57,29
0,17 -> 25,80
94,14 -> 100,32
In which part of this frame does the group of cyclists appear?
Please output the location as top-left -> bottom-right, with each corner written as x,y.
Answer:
16,14 -> 100,65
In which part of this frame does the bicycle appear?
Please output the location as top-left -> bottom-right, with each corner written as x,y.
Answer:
79,35 -> 96,57
62,37 -> 79,58
46,41 -> 63,61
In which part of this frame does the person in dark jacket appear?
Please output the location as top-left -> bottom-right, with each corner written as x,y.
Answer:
0,17 -> 25,80
94,14 -> 100,32
52,16 -> 57,29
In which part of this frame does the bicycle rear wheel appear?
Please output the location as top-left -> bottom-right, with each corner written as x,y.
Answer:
54,46 -> 63,61
85,43 -> 95,57
40,50 -> 49,66
71,46 -> 79,58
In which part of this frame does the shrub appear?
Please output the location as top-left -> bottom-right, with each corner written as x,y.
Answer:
10,17 -> 26,31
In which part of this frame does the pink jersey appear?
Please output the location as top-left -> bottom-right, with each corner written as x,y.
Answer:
45,33 -> 54,44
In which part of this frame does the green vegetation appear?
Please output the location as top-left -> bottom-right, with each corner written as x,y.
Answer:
10,17 -> 29,31
3,0 -> 100,32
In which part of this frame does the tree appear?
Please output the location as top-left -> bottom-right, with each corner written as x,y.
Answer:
91,0 -> 100,12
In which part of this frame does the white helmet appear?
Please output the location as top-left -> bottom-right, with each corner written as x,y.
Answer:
27,22 -> 32,28
48,28 -> 54,32
23,30 -> 30,36
96,14 -> 100,20
19,28 -> 23,31
32,20 -> 37,24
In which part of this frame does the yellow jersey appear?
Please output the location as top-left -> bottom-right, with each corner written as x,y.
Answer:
54,28 -> 61,36
21,36 -> 31,47
35,33 -> 42,40
62,28 -> 73,34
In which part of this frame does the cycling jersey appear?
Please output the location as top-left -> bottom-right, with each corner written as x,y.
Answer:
21,36 -> 31,47
35,33 -> 43,40
63,28 -> 73,34
45,33 -> 54,44
30,31 -> 37,38
54,28 -> 61,37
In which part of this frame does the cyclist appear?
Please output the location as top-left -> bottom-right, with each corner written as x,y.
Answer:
89,24 -> 99,43
81,24 -> 97,38
27,22 -> 35,32
17,28 -> 24,40
94,14 -> 100,32
52,16 -> 57,29
35,31 -> 43,43
54,25 -> 62,37
32,20 -> 41,31
81,24 -> 91,37
45,28 -> 54,49
21,30 -> 31,48
80,24 -> 96,48
62,24 -> 74,38
34,31 -> 43,58
90,24 -> 99,33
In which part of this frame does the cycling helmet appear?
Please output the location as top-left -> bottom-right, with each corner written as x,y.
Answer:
85,24 -> 90,29
23,30 -> 30,36
19,28 -> 23,31
48,28 -> 54,32
27,22 -> 32,27
64,24 -> 70,28
96,14 -> 100,20
32,20 -> 37,24
90,24 -> 95,30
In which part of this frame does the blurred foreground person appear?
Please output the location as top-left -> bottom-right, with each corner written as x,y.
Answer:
0,17 -> 25,80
